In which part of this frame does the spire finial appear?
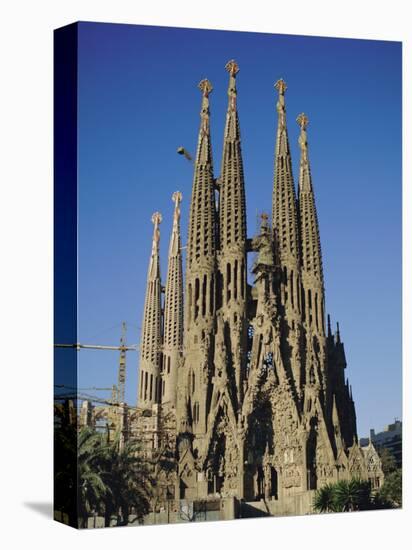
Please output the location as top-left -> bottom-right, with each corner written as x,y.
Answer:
151,211 -> 162,251
327,314 -> 332,337
297,112 -> 309,130
198,78 -> 213,96
172,191 -> 182,225
225,60 -> 239,114
198,79 -> 213,136
336,321 -> 341,343
172,190 -> 182,209
225,59 -> 239,77
151,211 -> 162,227
261,211 -> 269,223
274,78 -> 287,94
297,112 -> 309,164
260,212 -> 270,233
274,79 -> 287,125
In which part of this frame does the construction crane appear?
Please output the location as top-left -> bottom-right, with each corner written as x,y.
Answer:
55,321 -> 138,405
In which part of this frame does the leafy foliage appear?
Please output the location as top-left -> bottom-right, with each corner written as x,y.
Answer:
378,448 -> 397,476
55,417 -> 155,528
77,428 -> 108,527
54,404 -> 77,526
313,478 -> 393,514
377,469 -> 402,508
98,435 -> 153,526
313,483 -> 337,512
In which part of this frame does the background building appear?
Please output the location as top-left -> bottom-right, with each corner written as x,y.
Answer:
360,420 -> 402,467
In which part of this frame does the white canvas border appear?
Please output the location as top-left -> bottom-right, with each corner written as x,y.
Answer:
0,1 -> 409,549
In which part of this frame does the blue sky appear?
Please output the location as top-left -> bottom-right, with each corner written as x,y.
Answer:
75,22 -> 401,437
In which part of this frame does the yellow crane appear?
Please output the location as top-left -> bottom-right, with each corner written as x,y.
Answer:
55,321 -> 138,404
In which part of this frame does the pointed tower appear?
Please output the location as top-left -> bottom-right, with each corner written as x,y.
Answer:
179,78 -> 218,446
272,79 -> 302,388
297,113 -> 325,338
327,319 -> 358,449
137,212 -> 163,409
162,191 -> 184,407
217,60 -> 248,407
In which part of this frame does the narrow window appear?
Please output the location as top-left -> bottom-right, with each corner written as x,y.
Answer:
209,275 -> 214,314
301,288 -> 306,322
195,278 -> 200,319
234,260 -> 238,300
241,260 -> 245,299
202,274 -> 207,317
227,263 -> 231,303
188,283 -> 192,323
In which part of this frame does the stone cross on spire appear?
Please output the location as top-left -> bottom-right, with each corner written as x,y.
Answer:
275,78 -> 287,94
197,79 -> 213,161
297,112 -> 309,130
225,59 -> 239,76
225,59 -> 239,109
198,79 -> 213,124
169,192 -> 182,257
151,211 -> 162,254
275,79 -> 287,126
260,211 -> 269,225
297,113 -> 309,163
199,78 -> 213,96
172,191 -> 182,225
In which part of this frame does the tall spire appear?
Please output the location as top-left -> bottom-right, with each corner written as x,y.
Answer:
217,59 -> 248,406
272,79 -> 302,392
297,113 -> 324,335
179,78 -> 218,444
137,212 -> 163,408
219,59 -> 247,250
162,192 -> 184,407
336,321 -> 341,343
272,79 -> 300,264
186,79 -> 217,270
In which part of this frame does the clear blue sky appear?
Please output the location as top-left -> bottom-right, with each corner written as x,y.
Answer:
75,22 -> 401,437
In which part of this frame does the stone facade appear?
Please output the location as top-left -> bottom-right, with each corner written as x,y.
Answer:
130,60 -> 383,515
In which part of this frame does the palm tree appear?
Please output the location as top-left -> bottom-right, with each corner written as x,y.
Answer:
333,479 -> 371,512
99,435 -> 153,526
314,478 -> 380,514
313,483 -> 337,513
54,403 -> 77,526
77,428 -> 108,528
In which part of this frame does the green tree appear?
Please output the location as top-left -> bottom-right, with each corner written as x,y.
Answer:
77,428 -> 108,528
313,483 -> 337,513
54,403 -> 77,526
378,448 -> 397,475
333,479 -> 370,512
378,469 -> 402,507
99,434 -> 153,526
314,478 -> 392,514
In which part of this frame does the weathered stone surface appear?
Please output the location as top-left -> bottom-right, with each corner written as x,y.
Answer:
131,62 -> 383,517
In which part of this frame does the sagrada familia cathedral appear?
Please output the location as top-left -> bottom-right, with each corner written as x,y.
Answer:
83,60 -> 383,519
